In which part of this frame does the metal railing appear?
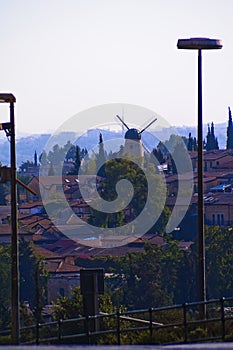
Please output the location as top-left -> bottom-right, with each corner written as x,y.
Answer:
2,296 -> 233,345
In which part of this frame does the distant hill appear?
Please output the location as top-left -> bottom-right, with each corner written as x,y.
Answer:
0,134 -> 51,167
0,123 -> 228,167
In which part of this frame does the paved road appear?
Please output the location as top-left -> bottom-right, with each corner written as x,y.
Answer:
3,344 -> 233,350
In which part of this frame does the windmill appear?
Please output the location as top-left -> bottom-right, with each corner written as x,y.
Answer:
116,115 -> 157,158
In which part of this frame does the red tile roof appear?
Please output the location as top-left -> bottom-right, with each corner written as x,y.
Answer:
19,201 -> 43,209
0,223 -> 32,236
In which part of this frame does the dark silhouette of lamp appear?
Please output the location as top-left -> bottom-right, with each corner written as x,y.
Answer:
177,38 -> 222,318
0,93 -> 19,344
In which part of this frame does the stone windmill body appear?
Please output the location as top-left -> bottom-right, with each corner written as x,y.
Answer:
116,115 -> 157,158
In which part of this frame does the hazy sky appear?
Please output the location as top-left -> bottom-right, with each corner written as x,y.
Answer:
0,0 -> 232,135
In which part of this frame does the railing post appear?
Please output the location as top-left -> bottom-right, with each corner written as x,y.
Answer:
220,297 -> 225,341
149,308 -> 153,343
58,319 -> 62,343
116,310 -> 121,345
86,315 -> 91,345
35,322 -> 40,345
183,303 -> 188,343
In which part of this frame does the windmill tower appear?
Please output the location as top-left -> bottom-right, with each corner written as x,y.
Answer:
116,115 -> 157,159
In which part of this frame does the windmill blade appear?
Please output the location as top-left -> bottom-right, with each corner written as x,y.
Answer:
140,117 -> 157,134
116,115 -> 130,130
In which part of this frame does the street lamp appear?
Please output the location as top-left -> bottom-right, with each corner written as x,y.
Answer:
0,93 -> 19,343
177,38 -> 222,318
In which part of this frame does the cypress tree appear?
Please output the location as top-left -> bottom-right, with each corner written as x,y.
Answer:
187,132 -> 193,151
34,150 -> 38,166
227,106 -> 233,149
96,133 -> 106,177
205,122 -> 219,151
187,132 -> 197,151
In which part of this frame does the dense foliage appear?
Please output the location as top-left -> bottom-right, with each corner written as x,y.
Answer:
74,226 -> 233,309
88,158 -> 170,234
205,225 -> 233,299
0,241 -> 47,332
0,245 -> 11,330
101,240 -> 197,309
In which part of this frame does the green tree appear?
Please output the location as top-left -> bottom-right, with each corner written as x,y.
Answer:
39,150 -> 49,165
0,242 -> 48,333
163,134 -> 183,154
52,286 -> 124,345
205,225 -> 233,299
88,158 -> 169,233
227,106 -> 233,149
68,145 -> 81,175
0,246 -> 11,330
0,182 -> 9,205
52,287 -> 83,320
63,141 -> 75,161
48,144 -> 65,165
150,147 -> 165,165
96,133 -> 107,177
52,286 -> 116,320
171,141 -> 192,174
48,162 -> 55,176
34,150 -> 38,166
0,162 -> 10,204
149,205 -> 170,235
105,238 -> 199,309
205,122 -> 219,151
19,240 -> 47,308
160,238 -> 196,303
174,248 -> 198,303
88,158 -> 147,228
109,244 -> 171,310
19,160 -> 34,173
187,132 -> 197,151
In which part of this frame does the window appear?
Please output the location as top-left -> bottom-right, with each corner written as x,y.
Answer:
217,214 -> 220,226
212,214 -> 215,225
221,214 -> 224,226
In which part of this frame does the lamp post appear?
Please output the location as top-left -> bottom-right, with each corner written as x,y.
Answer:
0,93 -> 19,343
177,38 -> 222,318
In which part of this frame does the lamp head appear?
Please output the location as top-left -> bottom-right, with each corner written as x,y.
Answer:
0,93 -> 16,103
177,37 -> 222,50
